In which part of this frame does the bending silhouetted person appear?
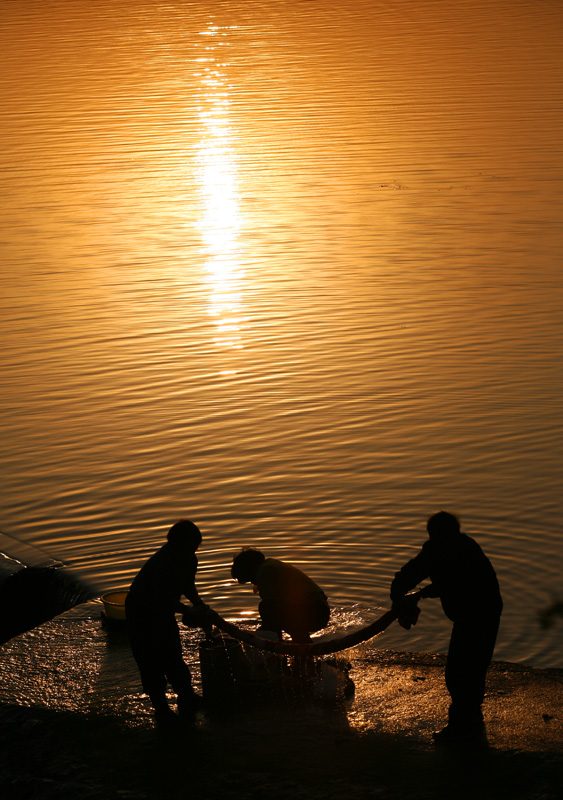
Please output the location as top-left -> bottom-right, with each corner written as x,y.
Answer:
126,520 -> 210,724
231,548 -> 330,643
390,511 -> 503,744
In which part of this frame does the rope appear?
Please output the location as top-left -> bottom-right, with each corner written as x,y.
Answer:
206,608 -> 399,657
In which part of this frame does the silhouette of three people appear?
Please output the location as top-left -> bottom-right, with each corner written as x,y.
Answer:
126,512 -> 502,743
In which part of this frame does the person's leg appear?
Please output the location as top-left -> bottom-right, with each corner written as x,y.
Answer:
283,599 -> 330,642
258,598 -> 329,642
128,621 -> 172,720
159,617 -> 201,713
445,621 -> 481,728
161,617 -> 206,715
308,598 -> 331,633
439,616 -> 499,740
257,600 -> 283,639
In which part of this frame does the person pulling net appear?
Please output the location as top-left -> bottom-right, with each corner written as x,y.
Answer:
188,545 -> 422,657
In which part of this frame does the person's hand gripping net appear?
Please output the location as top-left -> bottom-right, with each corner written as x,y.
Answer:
392,592 -> 422,630
182,602 -> 216,639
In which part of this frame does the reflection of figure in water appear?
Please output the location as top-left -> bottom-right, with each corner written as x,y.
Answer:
390,511 -> 503,744
231,548 -> 330,643
126,520 -> 210,724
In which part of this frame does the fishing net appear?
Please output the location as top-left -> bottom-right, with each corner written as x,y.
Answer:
206,607 -> 399,656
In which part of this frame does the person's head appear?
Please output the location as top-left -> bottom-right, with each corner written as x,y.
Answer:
426,511 -> 460,542
231,547 -> 265,584
167,519 -> 202,553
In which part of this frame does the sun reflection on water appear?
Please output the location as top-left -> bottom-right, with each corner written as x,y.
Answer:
195,23 -> 245,363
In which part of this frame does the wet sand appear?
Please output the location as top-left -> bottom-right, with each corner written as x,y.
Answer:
0,602 -> 561,800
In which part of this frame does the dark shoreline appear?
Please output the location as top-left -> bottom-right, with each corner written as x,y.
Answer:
1,602 -> 562,800
1,658 -> 562,800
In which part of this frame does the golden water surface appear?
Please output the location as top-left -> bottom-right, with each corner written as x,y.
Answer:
1,0 -> 562,667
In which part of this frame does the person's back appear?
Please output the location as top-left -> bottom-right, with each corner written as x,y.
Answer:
256,558 -> 328,606
127,543 -> 198,619
411,532 -> 502,621
231,548 -> 330,642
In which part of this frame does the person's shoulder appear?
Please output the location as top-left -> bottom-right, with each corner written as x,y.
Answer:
261,557 -> 281,571
137,545 -> 165,571
458,533 -> 489,558
150,544 -> 173,566
460,532 -> 481,549
171,546 -> 197,573
258,558 -> 283,577
418,539 -> 433,557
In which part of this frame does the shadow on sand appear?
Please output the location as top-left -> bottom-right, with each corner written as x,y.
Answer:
1,699 -> 562,800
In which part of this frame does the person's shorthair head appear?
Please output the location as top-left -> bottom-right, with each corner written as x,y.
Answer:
231,547 -> 265,583
167,519 -> 202,552
427,511 -> 460,540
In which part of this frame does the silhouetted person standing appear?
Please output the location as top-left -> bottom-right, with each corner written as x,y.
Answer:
126,520 -> 208,724
390,511 -> 502,744
231,548 -> 330,643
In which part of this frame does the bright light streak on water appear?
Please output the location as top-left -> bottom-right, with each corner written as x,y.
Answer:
0,0 -> 562,668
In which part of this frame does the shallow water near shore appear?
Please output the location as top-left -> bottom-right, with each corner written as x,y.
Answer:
1,0 -> 562,667
1,603 -> 562,800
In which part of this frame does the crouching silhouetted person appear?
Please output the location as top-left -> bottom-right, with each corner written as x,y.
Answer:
390,511 -> 503,744
231,548 -> 330,643
126,520 -> 210,725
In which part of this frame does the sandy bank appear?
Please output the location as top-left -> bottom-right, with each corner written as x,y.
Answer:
0,601 -> 561,800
